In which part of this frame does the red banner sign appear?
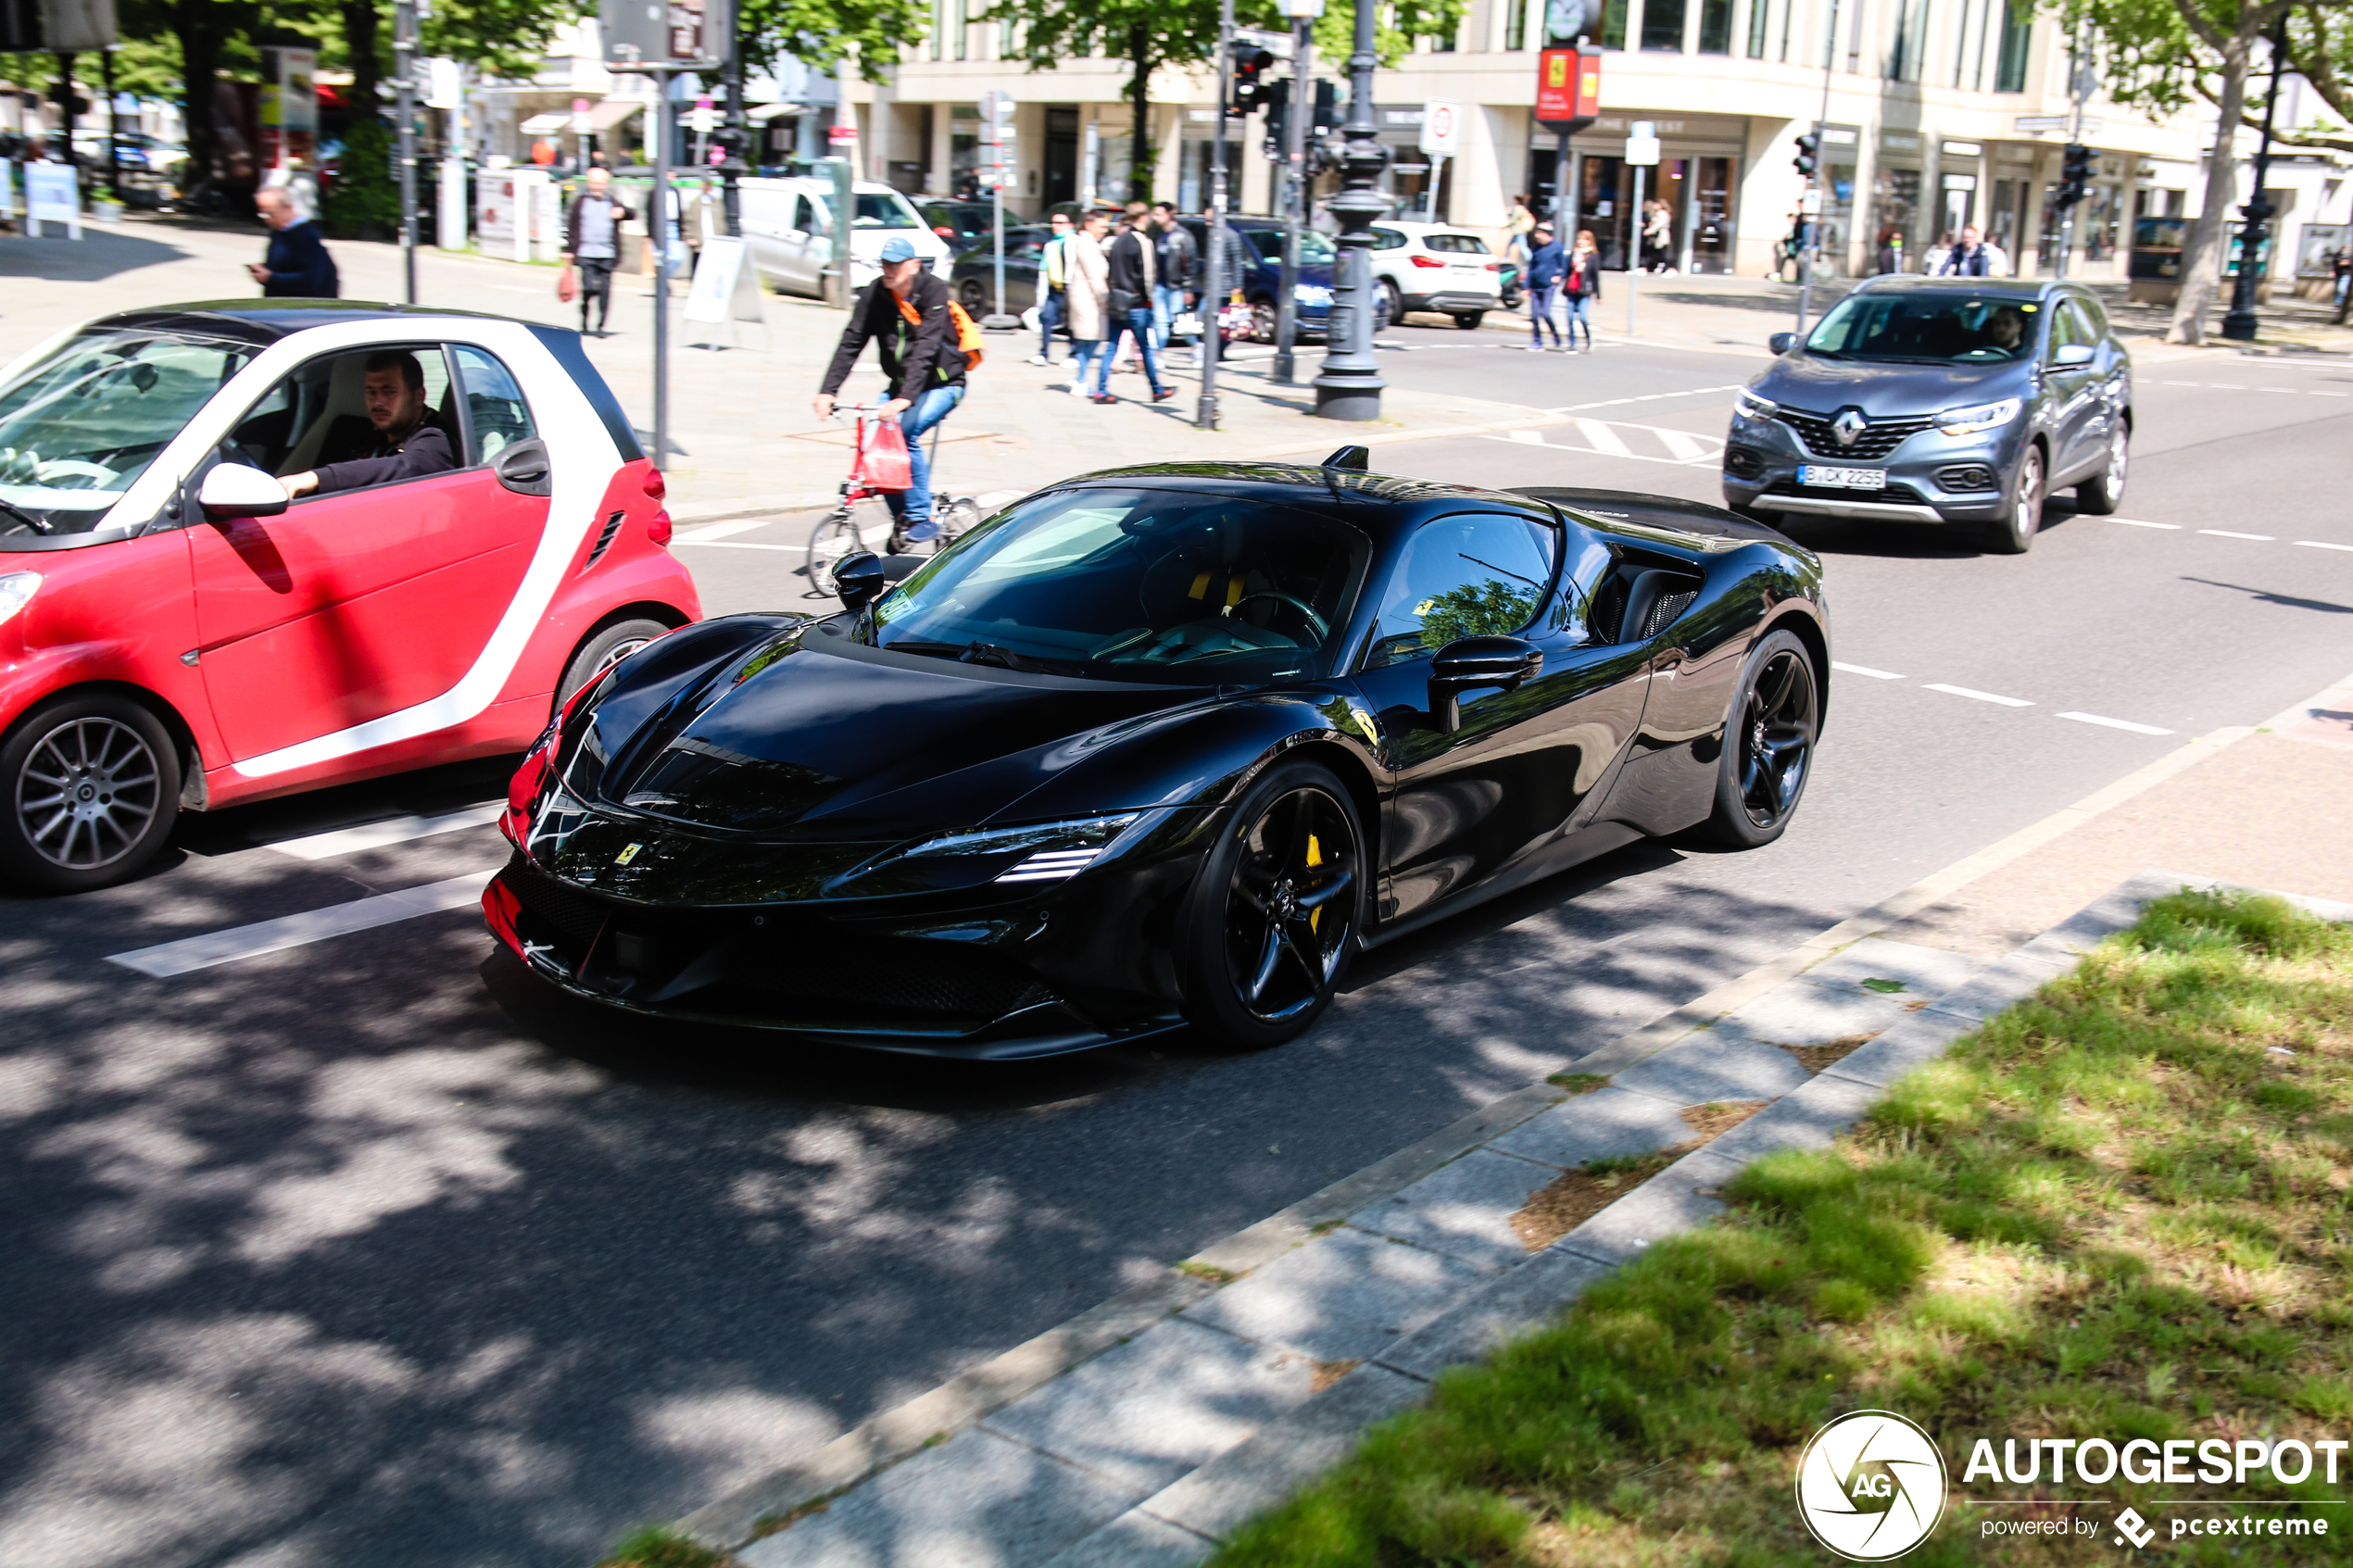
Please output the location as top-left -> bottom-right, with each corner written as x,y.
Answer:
1535,48 -> 1601,129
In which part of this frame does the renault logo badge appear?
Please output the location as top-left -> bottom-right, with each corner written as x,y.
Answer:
1831,408 -> 1869,446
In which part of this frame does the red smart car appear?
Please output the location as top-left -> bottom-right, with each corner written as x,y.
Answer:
0,301 -> 700,891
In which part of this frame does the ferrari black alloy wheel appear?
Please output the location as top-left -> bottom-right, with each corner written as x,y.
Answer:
1180,760 -> 1363,1049
0,694 -> 182,893
1705,629 -> 1818,849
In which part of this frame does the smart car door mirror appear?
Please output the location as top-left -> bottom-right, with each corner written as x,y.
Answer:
1428,636 -> 1543,734
2053,342 -> 2095,367
835,551 -> 887,611
1768,332 -> 1797,355
196,462 -> 287,521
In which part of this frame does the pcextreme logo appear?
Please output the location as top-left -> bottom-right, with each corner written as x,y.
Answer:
1795,1411 -> 1949,1561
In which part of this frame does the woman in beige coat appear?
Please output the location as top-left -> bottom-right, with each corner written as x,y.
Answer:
1060,211 -> 1112,395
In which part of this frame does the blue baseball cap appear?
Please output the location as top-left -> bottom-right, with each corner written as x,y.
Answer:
878,237 -> 919,263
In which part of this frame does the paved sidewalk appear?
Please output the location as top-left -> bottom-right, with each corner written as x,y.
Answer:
658,666 -> 2353,1567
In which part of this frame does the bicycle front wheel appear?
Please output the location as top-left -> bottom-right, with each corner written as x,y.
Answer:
804,508 -> 867,598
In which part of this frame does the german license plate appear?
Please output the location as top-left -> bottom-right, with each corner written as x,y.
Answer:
1797,464 -> 1886,490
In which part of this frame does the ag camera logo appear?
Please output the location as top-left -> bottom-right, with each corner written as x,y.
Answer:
1795,1411 -> 1949,1560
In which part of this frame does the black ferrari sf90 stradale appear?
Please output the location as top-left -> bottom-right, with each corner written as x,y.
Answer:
484,453 -> 1830,1058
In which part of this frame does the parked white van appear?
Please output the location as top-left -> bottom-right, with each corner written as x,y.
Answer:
735,178 -> 952,296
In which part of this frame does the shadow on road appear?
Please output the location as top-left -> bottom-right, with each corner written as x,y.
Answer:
0,227 -> 196,282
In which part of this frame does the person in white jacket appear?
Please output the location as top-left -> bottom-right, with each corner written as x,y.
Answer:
1059,211 -> 1113,395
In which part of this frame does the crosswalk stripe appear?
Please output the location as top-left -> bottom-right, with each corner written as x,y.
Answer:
267,804 -> 504,860
1654,427 -> 1710,461
1569,419 -> 1635,458
107,873 -> 493,978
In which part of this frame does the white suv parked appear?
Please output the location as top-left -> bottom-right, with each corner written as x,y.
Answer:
1367,221 -> 1504,331
736,178 -> 951,296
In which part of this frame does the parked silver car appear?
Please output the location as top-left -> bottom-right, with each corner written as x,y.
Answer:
1721,277 -> 2133,553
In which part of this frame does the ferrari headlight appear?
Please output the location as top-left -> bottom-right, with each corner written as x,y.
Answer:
0,571 -> 39,630
1933,397 -> 2021,436
1733,387 -> 1778,421
904,813 -> 1145,884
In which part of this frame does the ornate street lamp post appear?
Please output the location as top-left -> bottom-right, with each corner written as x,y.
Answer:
2221,18 -> 2288,343
1312,0 -> 1389,420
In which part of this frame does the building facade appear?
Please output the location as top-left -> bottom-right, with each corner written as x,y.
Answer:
845,0 -> 2348,281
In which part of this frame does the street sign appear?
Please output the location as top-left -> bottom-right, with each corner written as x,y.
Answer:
599,0 -> 735,70
685,104 -> 720,134
1418,99 -> 1462,157
2013,113 -> 2102,133
1534,46 -> 1600,132
1235,26 -> 1295,57
1624,119 -> 1660,165
827,124 -> 858,144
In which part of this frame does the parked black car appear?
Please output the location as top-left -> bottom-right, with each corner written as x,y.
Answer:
917,198 -> 1000,252
1721,276 -> 2133,553
949,224 -> 1048,317
485,457 -> 1830,1057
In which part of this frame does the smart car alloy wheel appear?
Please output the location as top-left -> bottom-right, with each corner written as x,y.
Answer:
0,696 -> 181,893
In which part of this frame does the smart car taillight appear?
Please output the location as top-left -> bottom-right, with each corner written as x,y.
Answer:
642,469 -> 667,501
648,510 -> 673,546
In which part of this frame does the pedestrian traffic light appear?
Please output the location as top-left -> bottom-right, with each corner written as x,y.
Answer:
2056,142 -> 2092,208
1311,78 -> 1340,137
1230,45 -> 1277,115
1793,132 -> 1818,179
1262,77 -> 1290,159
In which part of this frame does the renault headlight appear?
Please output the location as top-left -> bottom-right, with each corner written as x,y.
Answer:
1297,283 -> 1333,304
0,571 -> 39,630
904,814 -> 1145,883
1933,397 -> 2021,436
1733,387 -> 1778,421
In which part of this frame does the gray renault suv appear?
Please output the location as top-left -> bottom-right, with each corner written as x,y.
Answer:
1721,277 -> 2133,553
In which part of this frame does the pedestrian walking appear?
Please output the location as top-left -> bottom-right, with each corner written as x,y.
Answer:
247,184 -> 339,298
1061,209 -> 1113,395
560,167 -> 634,337
1938,224 -> 1992,276
2333,245 -> 2352,323
1641,199 -> 1674,272
813,235 -> 969,546
1563,230 -> 1601,352
1508,194 -> 1538,243
1874,223 -> 1905,275
1982,233 -> 2013,278
1924,229 -> 1955,275
1031,210 -> 1074,365
1096,210 -> 1174,404
1525,222 -> 1567,350
1151,202 -> 1198,360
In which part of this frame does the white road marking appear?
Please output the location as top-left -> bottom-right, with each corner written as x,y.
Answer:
2199,529 -> 2275,540
2160,380 -> 2203,386
268,805 -> 504,860
1831,661 -> 1905,680
2058,711 -> 2173,736
2255,387 -> 2296,393
1924,683 -> 2034,707
2111,519 -> 2181,529
1654,427 -> 1711,461
2208,383 -> 2246,390
1506,428 -> 1546,444
2313,391 -> 2349,398
107,874 -> 493,978
679,517 -> 782,542
1544,383 -> 1743,414
673,539 -> 807,551
2296,540 -> 2353,552
1569,418 -> 1637,458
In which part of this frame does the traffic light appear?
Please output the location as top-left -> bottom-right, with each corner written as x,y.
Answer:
1230,45 -> 1277,115
1793,131 -> 1818,179
1311,78 -> 1340,137
1261,77 -> 1290,159
2055,142 -> 2092,208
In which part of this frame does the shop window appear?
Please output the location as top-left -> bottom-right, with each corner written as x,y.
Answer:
1602,0 -> 1629,48
1746,0 -> 1772,56
1994,3 -> 2031,91
1700,0 -> 1732,51
1642,0 -> 1687,49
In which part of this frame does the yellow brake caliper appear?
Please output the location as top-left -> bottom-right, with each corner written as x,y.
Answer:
1306,834 -> 1322,932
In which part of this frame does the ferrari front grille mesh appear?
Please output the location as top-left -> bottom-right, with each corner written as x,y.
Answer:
1775,407 -> 1935,460
501,853 -> 610,949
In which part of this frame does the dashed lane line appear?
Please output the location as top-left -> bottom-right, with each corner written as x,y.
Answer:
106,873 -> 493,978
2112,519 -> 2181,529
2199,529 -> 2276,540
2298,540 -> 2353,552
1832,661 -> 1906,679
2058,711 -> 2175,736
1924,683 -> 2035,708
268,805 -> 503,860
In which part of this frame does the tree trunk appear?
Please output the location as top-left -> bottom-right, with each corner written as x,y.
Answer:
1128,25 -> 1152,207
342,0 -> 381,123
175,0 -> 220,207
2169,23 -> 2253,345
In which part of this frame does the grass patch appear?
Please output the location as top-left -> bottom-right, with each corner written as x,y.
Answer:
1510,1105 -> 1768,1251
1180,1260 -> 1239,1283
1783,1031 -> 1881,1073
594,1524 -> 737,1568
1549,1073 -> 1612,1096
1210,891 -> 2353,1566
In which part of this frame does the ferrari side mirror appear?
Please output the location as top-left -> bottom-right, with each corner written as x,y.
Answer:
197,462 -> 288,521
835,550 -> 888,611
1428,635 -> 1543,734
1768,332 -> 1797,355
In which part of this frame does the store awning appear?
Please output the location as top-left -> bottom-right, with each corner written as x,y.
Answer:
588,99 -> 646,131
749,102 -> 811,120
518,112 -> 570,134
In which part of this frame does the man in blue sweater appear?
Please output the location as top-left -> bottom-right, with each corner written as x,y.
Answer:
248,187 -> 341,298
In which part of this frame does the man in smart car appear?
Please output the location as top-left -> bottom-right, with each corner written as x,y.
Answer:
279,350 -> 456,497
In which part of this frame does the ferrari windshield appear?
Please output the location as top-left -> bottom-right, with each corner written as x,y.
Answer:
0,327 -> 258,536
867,486 -> 1372,684
1803,292 -> 2043,363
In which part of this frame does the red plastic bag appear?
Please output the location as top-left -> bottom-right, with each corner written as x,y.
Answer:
859,413 -> 912,492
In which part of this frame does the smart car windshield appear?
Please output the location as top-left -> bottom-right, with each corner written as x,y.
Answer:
0,327 -> 258,536
867,486 -> 1372,684
1803,293 -> 2043,363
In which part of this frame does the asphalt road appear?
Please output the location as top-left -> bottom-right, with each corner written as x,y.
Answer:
5,337 -> 2349,1568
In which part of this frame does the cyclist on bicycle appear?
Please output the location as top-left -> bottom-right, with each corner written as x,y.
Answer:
814,236 -> 966,546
